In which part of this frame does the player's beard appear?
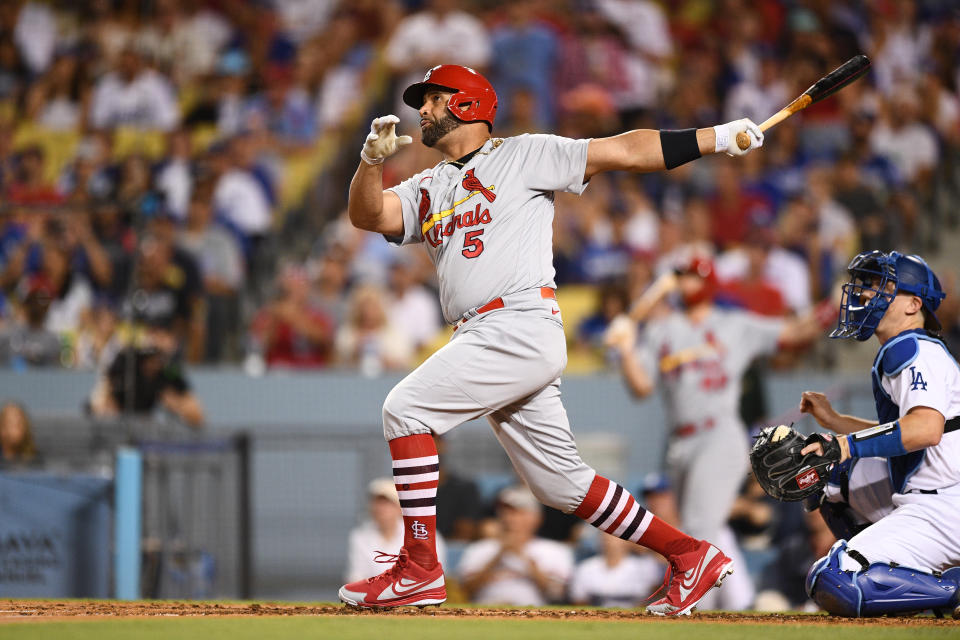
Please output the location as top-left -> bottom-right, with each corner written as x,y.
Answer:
421,112 -> 462,147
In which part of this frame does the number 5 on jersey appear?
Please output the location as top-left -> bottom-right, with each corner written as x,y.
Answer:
462,229 -> 484,258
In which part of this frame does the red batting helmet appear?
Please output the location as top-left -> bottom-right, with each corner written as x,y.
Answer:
402,65 -> 498,131
675,255 -> 718,306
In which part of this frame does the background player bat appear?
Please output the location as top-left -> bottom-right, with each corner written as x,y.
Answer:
735,54 -> 871,151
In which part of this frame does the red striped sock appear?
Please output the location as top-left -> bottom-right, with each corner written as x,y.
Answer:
574,474 -> 698,558
389,434 -> 439,570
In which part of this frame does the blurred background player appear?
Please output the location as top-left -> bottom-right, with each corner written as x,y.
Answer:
605,254 -> 827,609
799,250 -> 960,617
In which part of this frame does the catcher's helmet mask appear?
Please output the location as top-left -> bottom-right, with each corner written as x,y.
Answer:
831,250 -> 945,341
403,65 -> 498,132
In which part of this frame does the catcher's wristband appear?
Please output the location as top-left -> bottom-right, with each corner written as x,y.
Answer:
360,148 -> 384,165
845,420 -> 908,458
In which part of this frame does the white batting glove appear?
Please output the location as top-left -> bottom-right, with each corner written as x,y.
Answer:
713,118 -> 764,157
361,115 -> 413,165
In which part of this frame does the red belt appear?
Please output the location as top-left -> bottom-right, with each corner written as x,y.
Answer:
456,287 -> 556,329
674,418 -> 715,438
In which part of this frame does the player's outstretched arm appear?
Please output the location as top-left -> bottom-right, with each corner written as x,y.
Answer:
604,321 -> 655,398
584,119 -> 763,180
348,115 -> 410,236
800,406 -> 945,463
799,391 -> 877,433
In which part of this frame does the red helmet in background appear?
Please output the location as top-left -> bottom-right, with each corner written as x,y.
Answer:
402,65 -> 498,131
675,255 -> 718,307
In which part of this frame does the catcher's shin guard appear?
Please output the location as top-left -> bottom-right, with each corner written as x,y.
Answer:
806,541 -> 960,616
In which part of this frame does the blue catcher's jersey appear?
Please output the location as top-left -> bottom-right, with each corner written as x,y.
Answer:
871,329 -> 960,492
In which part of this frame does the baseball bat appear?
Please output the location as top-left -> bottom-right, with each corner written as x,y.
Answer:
735,54 -> 871,151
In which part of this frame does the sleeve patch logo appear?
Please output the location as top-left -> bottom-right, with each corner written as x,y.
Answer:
795,468 -> 821,490
909,366 -> 928,391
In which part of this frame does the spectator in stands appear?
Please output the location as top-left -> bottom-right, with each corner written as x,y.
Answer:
387,252 -> 441,352
569,533 -> 664,608
0,278 -> 61,367
24,49 -> 89,131
89,45 -> 179,132
385,0 -> 491,118
488,0 -> 559,129
179,185 -> 244,362
213,49 -> 252,138
715,226 -> 789,317
708,162 -> 774,250
832,152 -> 896,252
5,145 -> 62,205
244,64 -> 316,150
0,401 -> 37,463
0,213 -> 102,336
74,300 -> 118,370
115,229 -> 203,358
346,477 -> 448,584
137,0 -> 233,87
334,284 -> 413,375
578,283 -> 630,355
250,264 -> 334,369
458,485 -> 573,606
88,325 -> 204,428
309,246 -> 351,327
210,136 -> 274,258
0,28 -> 28,107
344,478 -> 404,584
59,135 -> 114,204
155,128 -> 193,222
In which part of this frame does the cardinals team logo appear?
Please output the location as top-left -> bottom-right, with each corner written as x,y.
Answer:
795,468 -> 820,490
411,521 -> 429,540
418,188 -> 432,223
462,169 -> 496,202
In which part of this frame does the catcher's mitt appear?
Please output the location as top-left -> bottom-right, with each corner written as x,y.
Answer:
749,425 -> 841,502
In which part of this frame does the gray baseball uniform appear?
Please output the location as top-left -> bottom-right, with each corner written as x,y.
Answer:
636,309 -> 783,540
381,134 -> 596,512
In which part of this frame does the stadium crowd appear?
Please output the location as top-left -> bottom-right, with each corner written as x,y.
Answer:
1,0 -> 959,379
3,0 -> 960,610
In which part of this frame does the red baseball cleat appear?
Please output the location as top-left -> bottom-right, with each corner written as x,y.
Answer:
339,548 -> 446,608
645,541 -> 734,616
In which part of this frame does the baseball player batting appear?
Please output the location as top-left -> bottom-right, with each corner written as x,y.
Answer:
760,250 -> 960,617
338,64 -> 764,616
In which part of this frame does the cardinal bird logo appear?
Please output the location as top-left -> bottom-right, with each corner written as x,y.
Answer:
418,187 -> 432,223
461,169 -> 496,203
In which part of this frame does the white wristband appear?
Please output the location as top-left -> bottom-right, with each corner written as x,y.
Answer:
712,124 -> 729,153
360,149 -> 384,165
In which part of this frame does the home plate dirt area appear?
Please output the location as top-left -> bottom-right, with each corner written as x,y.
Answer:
0,600 -> 956,627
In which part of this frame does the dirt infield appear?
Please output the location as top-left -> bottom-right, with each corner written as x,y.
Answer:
1,600 -> 957,626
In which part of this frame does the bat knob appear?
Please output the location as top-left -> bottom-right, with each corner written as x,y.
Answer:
735,131 -> 751,151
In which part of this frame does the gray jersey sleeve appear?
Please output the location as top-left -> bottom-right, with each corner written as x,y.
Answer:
729,311 -> 784,363
518,134 -> 591,194
384,171 -> 430,246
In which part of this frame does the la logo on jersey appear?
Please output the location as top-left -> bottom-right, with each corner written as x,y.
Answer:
411,521 -> 429,540
909,366 -> 928,391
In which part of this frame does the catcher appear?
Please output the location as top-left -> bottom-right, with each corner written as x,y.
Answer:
750,250 -> 960,617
